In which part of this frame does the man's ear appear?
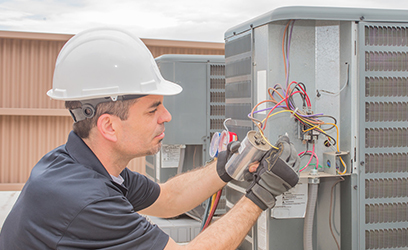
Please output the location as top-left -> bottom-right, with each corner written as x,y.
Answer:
96,114 -> 118,142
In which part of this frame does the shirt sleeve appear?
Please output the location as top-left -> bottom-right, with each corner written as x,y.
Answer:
121,168 -> 161,211
58,196 -> 169,250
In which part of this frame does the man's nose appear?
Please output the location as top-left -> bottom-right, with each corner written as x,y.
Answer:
158,105 -> 172,124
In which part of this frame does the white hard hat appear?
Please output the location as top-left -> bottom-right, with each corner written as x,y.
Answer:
47,27 -> 182,101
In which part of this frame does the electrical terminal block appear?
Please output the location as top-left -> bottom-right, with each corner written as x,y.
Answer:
297,120 -> 319,144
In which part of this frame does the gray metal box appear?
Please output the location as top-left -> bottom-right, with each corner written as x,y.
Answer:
224,6 -> 408,250
146,54 -> 225,183
145,54 -> 227,222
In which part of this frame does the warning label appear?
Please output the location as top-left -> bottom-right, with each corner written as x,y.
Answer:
271,178 -> 308,219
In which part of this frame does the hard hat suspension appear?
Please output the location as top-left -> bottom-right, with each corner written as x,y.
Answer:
69,94 -> 145,123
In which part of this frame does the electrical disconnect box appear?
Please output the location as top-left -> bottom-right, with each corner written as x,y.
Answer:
146,54 -> 226,219
224,6 -> 408,250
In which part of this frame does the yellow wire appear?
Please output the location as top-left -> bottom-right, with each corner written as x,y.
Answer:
261,109 -> 294,123
262,109 -> 324,135
261,109 -> 347,175
303,125 -> 319,133
209,193 -> 216,212
258,130 -> 279,150
294,114 -> 326,134
258,110 -> 296,150
326,123 -> 347,175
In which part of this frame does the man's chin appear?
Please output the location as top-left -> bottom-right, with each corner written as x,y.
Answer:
147,142 -> 162,156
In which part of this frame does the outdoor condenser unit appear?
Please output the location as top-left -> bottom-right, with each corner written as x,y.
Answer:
224,6 -> 408,250
145,54 -> 226,219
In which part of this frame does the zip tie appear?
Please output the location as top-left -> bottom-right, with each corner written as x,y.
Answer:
291,107 -> 298,118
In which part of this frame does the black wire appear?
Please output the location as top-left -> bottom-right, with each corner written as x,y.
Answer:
319,129 -> 337,146
297,116 -> 336,146
287,82 -> 307,110
313,115 -> 337,131
299,142 -> 310,158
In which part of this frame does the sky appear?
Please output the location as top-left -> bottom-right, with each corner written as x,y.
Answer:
1,0 -> 408,43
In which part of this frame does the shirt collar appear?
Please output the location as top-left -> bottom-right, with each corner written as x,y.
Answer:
65,131 -> 111,179
110,174 -> 124,185
64,131 -> 129,196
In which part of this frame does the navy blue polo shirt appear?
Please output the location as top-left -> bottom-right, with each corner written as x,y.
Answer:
0,131 -> 169,250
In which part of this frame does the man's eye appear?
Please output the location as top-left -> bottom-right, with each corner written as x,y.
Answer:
149,109 -> 157,114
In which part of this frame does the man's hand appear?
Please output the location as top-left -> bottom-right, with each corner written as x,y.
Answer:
245,135 -> 300,210
216,141 -> 241,182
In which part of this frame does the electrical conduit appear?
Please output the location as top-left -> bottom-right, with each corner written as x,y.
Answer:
303,170 -> 320,250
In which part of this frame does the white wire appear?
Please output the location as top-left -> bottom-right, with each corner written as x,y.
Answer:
317,63 -> 349,96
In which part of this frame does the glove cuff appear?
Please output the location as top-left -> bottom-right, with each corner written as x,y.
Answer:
216,152 -> 232,182
246,191 -> 268,211
246,183 -> 276,210
217,167 -> 232,182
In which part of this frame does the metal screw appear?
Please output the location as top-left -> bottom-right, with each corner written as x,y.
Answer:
353,185 -> 358,190
360,161 -> 365,166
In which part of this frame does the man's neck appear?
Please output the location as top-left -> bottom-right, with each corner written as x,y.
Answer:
83,137 -> 129,177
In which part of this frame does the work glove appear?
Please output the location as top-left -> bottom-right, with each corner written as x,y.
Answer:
216,141 -> 241,182
245,135 -> 300,210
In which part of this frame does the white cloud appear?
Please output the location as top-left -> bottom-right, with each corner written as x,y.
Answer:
1,0 -> 408,42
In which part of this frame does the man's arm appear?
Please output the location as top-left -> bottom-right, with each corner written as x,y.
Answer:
164,196 -> 262,250
139,160 -> 226,218
142,134 -> 300,250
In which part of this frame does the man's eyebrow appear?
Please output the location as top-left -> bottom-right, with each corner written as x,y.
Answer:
148,101 -> 162,109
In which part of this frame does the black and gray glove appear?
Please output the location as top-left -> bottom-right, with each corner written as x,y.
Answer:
216,141 -> 241,182
245,135 -> 300,210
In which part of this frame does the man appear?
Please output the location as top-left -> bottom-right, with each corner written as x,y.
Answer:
0,27 -> 300,250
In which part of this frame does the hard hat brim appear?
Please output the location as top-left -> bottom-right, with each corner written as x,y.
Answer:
47,78 -> 182,101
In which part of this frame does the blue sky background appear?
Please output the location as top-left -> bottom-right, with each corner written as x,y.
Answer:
1,0 -> 408,42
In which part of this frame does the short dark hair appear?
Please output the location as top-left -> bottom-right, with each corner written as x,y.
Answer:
65,99 -> 139,139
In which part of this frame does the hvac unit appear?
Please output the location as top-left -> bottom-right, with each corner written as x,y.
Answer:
146,54 -> 226,220
224,6 -> 408,250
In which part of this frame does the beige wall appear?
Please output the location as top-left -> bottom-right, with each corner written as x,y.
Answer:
0,30 -> 224,190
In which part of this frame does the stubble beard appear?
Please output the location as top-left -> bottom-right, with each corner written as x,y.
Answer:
147,139 -> 163,156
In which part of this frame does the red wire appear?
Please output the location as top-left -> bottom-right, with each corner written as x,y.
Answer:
263,97 -> 288,130
202,189 -> 222,230
294,84 -> 312,107
263,90 -> 306,130
286,81 -> 312,108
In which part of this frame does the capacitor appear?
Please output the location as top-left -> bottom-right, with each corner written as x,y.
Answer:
225,130 -> 271,181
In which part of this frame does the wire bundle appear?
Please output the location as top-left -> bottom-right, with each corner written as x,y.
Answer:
248,20 -> 347,175
200,189 -> 222,231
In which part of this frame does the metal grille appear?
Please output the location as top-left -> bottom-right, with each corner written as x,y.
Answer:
365,102 -> 408,121
209,64 -> 225,134
210,65 -> 225,76
366,203 -> 408,224
210,78 -> 225,89
365,228 -> 408,249
365,77 -> 408,97
365,128 -> 408,147
210,118 -> 224,130
365,25 -> 408,46
365,178 -> 408,199
210,105 -> 225,116
224,32 -> 253,250
365,51 -> 408,71
224,34 -> 251,58
360,22 -> 408,250
225,57 -> 252,78
210,92 -> 225,103
365,153 -> 408,173
224,32 -> 253,141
